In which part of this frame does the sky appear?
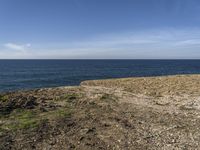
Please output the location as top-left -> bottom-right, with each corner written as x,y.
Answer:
1,0 -> 200,59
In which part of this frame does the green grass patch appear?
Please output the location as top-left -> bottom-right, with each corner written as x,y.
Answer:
0,104 -> 73,132
0,95 -> 8,102
1,109 -> 39,131
43,108 -> 72,119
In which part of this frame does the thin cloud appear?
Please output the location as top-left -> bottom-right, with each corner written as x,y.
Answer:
174,39 -> 200,46
4,43 -> 31,51
2,28 -> 200,59
70,28 -> 200,48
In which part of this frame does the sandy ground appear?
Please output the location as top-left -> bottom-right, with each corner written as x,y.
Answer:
1,75 -> 200,149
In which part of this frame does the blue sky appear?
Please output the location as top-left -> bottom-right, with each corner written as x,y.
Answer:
1,0 -> 200,59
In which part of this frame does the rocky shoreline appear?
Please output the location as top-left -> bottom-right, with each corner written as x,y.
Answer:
1,75 -> 200,149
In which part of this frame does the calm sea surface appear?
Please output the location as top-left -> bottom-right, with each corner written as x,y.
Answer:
1,59 -> 200,92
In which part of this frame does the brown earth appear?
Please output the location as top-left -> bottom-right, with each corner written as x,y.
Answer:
1,75 -> 200,149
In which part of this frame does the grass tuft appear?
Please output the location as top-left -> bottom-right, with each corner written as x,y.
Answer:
0,95 -> 8,102
100,93 -> 118,103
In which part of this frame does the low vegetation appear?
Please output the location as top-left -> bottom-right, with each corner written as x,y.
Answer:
0,95 -> 8,102
1,75 -> 200,149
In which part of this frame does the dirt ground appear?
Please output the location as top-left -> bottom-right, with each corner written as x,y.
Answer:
1,75 -> 200,149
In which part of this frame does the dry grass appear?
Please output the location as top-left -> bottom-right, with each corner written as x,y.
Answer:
1,75 -> 200,149
81,74 -> 200,97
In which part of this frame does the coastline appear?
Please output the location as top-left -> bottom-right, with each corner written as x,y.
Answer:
1,74 -> 200,149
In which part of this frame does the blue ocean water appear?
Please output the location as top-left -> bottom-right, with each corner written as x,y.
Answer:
0,59 -> 200,92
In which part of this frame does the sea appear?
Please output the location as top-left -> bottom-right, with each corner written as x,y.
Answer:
1,59 -> 200,92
